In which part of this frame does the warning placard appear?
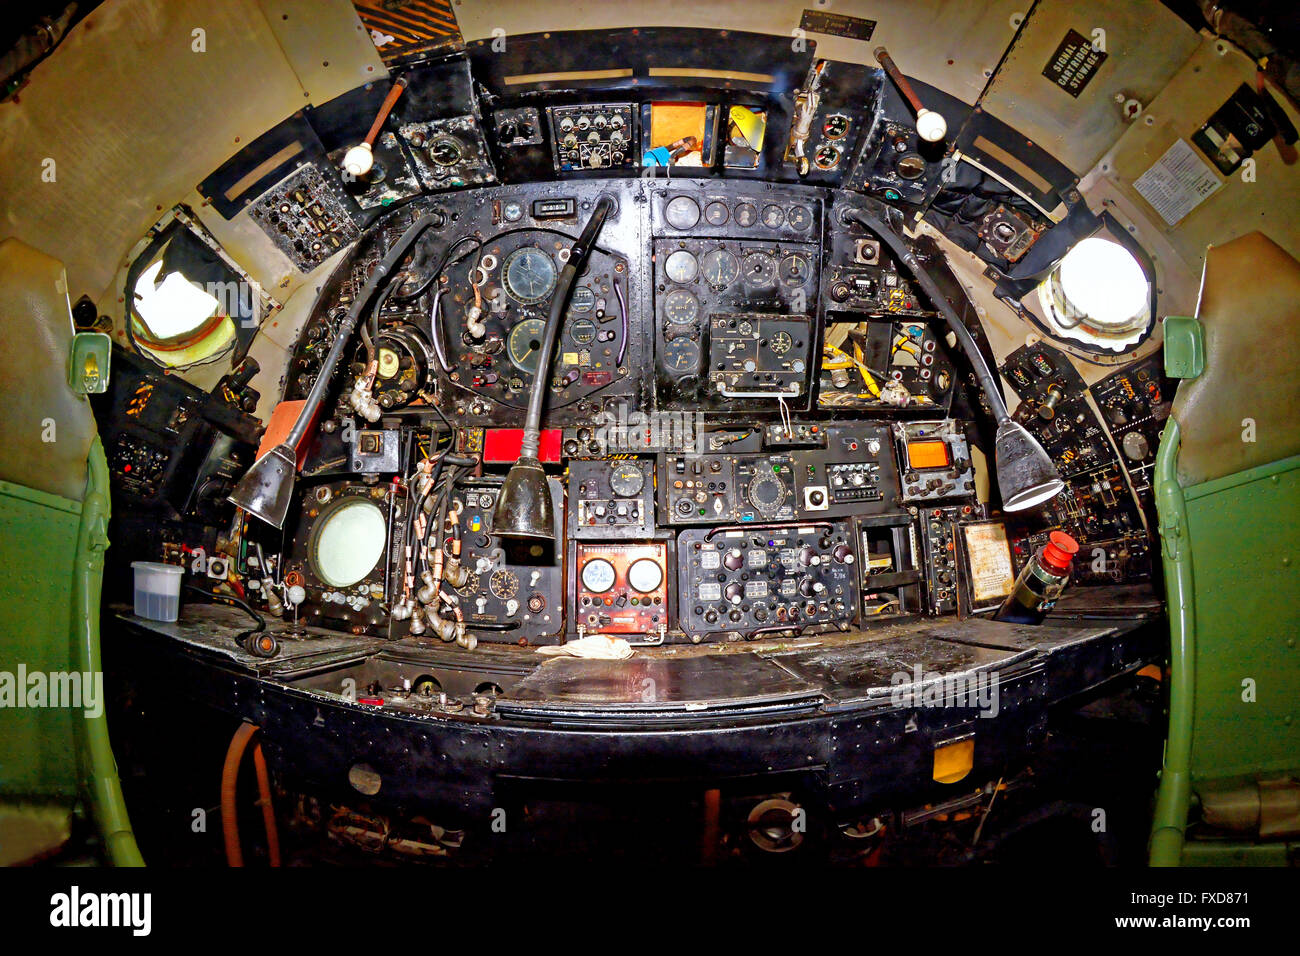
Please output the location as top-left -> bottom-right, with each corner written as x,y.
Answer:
1133,139 -> 1223,226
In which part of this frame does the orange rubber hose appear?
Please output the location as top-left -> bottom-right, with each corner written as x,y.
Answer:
252,741 -> 282,867
221,722 -> 258,867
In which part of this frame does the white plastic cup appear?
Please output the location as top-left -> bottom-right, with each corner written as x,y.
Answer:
131,561 -> 184,622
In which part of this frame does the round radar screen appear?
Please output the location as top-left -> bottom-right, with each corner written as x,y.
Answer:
627,558 -> 664,593
581,558 -> 617,593
310,498 -> 387,588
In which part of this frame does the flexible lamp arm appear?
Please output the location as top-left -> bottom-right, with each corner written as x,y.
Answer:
841,209 -> 1010,424
228,214 -> 441,528
284,215 -> 439,448
519,196 -> 615,458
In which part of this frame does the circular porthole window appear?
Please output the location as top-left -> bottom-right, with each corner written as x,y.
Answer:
1037,237 -> 1153,353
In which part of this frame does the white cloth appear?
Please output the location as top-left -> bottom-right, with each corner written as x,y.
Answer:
537,635 -> 633,660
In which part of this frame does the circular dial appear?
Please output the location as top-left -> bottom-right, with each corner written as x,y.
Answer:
489,569 -> 518,600
663,288 -> 700,325
702,249 -> 739,288
814,144 -> 841,170
779,253 -> 811,287
704,201 -> 729,226
741,251 -> 777,286
501,200 -> 524,222
761,204 -> 785,229
506,318 -> 546,373
627,558 -> 664,594
662,337 -> 700,372
787,205 -> 812,231
664,249 -> 698,284
569,317 -> 596,346
747,473 -> 786,515
769,330 -> 793,355
428,136 -> 463,166
309,498 -> 387,588
823,114 -> 850,139
896,153 -> 927,180
569,286 -> 595,312
503,247 -> 557,305
664,195 -> 701,230
734,202 -> 757,227
609,462 -> 645,497
581,558 -> 616,593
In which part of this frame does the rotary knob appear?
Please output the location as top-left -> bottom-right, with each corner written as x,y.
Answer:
723,548 -> 744,571
747,473 -> 786,515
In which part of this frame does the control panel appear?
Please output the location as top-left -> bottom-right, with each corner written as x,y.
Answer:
676,522 -> 857,642
789,423 -> 900,517
549,104 -> 637,171
574,541 -> 670,637
288,482 -> 407,635
446,478 -> 565,644
399,115 -> 497,190
567,457 -> 656,539
248,162 -> 360,271
660,452 -> 797,525
893,420 -> 976,502
1090,354 -> 1173,500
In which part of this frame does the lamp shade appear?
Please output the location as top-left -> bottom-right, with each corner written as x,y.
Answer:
491,456 -> 555,541
227,443 -> 297,529
995,420 -> 1065,512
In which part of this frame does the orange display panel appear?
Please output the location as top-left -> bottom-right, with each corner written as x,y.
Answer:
907,439 -> 951,470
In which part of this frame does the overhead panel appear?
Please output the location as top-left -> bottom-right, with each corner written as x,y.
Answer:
454,0 -> 1026,103
258,0 -> 389,100
977,0 -> 1200,174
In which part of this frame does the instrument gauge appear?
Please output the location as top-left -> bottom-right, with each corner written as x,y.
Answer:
580,558 -> 616,593
569,317 -> 597,346
501,200 -> 524,222
428,136 -> 464,167
627,558 -> 664,594
814,144 -> 841,170
734,203 -> 757,227
704,201 -> 729,226
506,318 -> 546,373
769,330 -> 793,355
609,462 -> 646,497
664,249 -> 698,284
787,205 -> 812,231
761,204 -> 785,229
779,253 -> 811,287
489,569 -> 519,600
663,288 -> 700,325
701,249 -> 739,288
741,252 -> 777,286
896,153 -> 927,180
503,247 -> 557,305
662,338 -> 700,373
569,285 -> 595,312
823,114 -> 850,140
664,196 -> 701,230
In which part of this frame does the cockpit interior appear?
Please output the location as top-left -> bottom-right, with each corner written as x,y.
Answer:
1,0 -> 1297,876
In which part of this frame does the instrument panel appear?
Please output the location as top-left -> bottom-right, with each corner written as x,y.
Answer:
260,175 -> 1162,647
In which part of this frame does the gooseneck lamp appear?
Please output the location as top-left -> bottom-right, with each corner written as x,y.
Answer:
228,214 -> 440,528
492,196 -> 616,541
842,209 -> 1064,512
